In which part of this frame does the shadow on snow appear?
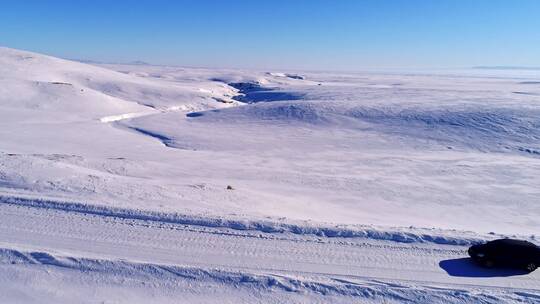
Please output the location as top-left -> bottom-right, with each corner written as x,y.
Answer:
228,82 -> 304,103
439,258 -> 529,277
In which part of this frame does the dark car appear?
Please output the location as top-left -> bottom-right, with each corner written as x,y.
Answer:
468,239 -> 540,272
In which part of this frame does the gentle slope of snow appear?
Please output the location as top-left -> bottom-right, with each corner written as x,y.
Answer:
1,47 -> 539,302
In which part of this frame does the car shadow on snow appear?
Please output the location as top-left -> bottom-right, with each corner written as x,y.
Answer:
439,258 -> 529,277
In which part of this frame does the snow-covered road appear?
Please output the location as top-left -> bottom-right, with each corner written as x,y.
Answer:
1,199 -> 539,303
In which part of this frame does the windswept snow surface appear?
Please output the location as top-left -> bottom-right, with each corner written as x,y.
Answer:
1,47 -> 540,302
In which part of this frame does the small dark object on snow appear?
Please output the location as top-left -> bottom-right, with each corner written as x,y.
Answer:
468,239 -> 540,272
226,185 -> 234,190
49,82 -> 72,86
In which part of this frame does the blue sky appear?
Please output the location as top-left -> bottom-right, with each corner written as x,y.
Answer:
1,0 -> 539,70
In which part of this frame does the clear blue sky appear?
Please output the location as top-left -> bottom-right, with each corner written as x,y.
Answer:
1,0 -> 539,70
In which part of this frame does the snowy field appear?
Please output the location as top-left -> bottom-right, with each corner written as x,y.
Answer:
1,47 -> 539,303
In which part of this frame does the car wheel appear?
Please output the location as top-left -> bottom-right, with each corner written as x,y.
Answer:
525,263 -> 537,272
483,260 -> 494,268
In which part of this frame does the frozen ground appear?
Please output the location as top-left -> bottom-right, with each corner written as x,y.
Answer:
0,47 -> 539,302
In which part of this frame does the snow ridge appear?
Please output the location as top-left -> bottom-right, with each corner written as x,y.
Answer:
0,194 -> 508,246
1,247 -> 538,303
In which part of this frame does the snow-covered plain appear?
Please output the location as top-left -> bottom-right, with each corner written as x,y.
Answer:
1,47 -> 539,303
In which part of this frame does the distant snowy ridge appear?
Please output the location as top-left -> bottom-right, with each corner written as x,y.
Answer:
0,46 -> 239,119
0,194 -> 524,246
474,66 -> 540,71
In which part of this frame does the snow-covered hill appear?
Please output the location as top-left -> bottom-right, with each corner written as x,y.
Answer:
1,47 -> 539,302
